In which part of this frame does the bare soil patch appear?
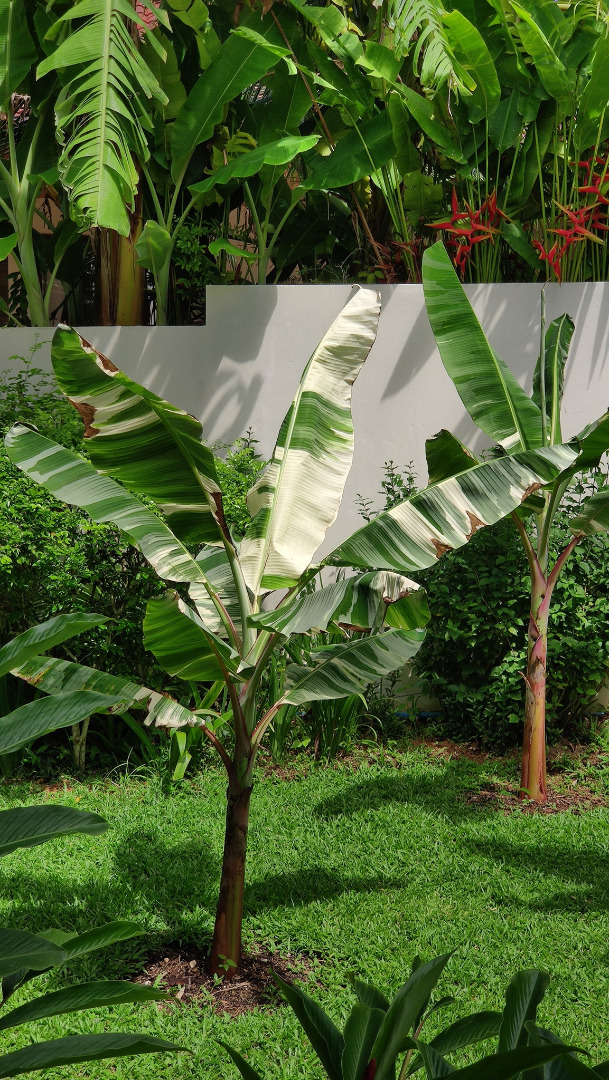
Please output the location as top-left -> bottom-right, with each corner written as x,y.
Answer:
462,781 -> 607,815
132,943 -> 316,1016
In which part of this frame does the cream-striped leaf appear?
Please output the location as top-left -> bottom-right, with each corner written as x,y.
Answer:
282,629 -> 425,706
326,445 -> 578,573
239,288 -> 381,597
51,326 -> 226,547
250,572 -> 429,635
5,425 -> 208,587
12,656 -> 198,731
189,546 -> 242,637
423,242 -> 543,452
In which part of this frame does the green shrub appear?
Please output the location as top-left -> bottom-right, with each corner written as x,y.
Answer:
413,500 -> 609,750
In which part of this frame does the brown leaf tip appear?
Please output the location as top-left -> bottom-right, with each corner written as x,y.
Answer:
69,399 -> 99,438
465,511 -> 486,540
431,537 -> 453,558
521,482 -> 542,501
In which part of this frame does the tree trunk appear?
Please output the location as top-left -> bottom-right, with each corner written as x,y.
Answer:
209,783 -> 252,979
95,183 -> 145,325
520,579 -> 549,803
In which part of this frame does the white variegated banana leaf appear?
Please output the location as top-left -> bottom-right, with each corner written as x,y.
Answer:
12,656 -> 198,732
422,242 -> 543,452
0,613 -> 108,679
4,425 -> 212,588
326,444 -> 578,573
50,327 -> 226,547
143,593 -> 246,682
280,629 -> 425,707
189,546 -> 242,638
532,314 -> 574,444
239,287 -> 381,599
249,571 -> 429,635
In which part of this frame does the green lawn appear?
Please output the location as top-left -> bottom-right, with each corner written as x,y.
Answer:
1,745 -> 609,1078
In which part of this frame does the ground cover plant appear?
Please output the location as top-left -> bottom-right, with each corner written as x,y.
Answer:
1,746 -> 609,1078
4,281 -> 575,980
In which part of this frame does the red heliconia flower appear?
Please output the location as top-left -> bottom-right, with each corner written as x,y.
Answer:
362,1060 -> 377,1080
533,239 -> 565,282
429,188 -> 504,275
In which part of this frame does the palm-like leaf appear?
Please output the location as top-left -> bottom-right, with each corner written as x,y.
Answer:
388,0 -> 472,90
143,593 -> 242,682
0,691 -> 120,757
326,445 -> 577,574
423,243 -> 543,452
239,287 -> 381,598
0,0 -> 37,107
50,326 -> 226,547
570,488 -> 609,535
37,0 -> 168,236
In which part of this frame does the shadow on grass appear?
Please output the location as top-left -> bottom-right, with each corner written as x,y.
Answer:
463,834 -> 609,916
244,866 -> 404,912
312,761 -> 495,822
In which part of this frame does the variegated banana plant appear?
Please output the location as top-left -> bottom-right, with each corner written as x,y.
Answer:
5,288 -> 576,976
422,240 -> 609,804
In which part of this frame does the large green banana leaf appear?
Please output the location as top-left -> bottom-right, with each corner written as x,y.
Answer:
4,425 -> 210,587
0,692 -> 120,757
326,445 -> 578,573
570,413 -> 609,473
37,0 -> 168,236
239,287 -> 381,598
170,23 -> 281,181
0,806 -> 108,859
281,628 -> 425,707
299,112 -> 395,192
425,429 -> 478,486
422,242 -> 543,452
0,613 -> 107,679
50,326 -> 225,547
11,656 -> 197,732
190,135 -> 319,197
532,314 -> 574,445
143,593 -> 243,682
0,931 -> 66,980
0,1033 -> 183,1078
249,571 -> 429,636
0,982 -> 167,1032
0,0 -> 37,108
443,10 -> 500,122
570,489 -> 609,535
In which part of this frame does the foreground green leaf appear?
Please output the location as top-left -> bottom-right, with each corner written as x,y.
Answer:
0,806 -> 108,859
0,1033 -> 185,1077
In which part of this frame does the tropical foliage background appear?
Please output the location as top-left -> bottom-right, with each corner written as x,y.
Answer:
3,0 -> 609,325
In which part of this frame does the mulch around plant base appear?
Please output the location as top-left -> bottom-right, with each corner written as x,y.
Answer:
132,944 -> 316,1016
462,781 -> 607,815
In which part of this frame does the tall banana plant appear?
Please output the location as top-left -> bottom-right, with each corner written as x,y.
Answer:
421,241 -> 609,803
5,290 -> 576,976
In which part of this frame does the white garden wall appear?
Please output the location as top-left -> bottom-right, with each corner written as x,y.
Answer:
2,282 -> 608,557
